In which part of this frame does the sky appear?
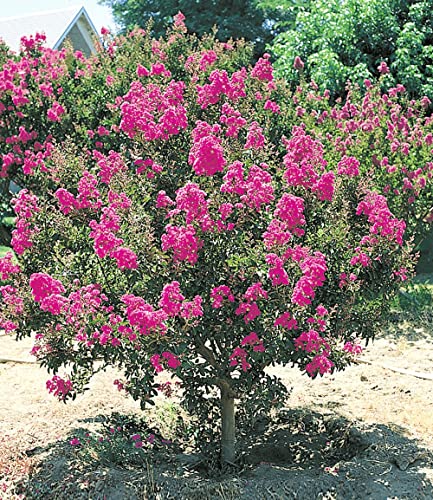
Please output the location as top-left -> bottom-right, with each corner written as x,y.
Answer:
0,1 -> 117,33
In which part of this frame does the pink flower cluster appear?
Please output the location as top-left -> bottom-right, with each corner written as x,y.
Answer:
122,294 -> 168,336
263,194 -> 305,249
229,347 -> 251,372
173,182 -> 210,225
350,248 -> 371,267
0,285 -> 24,316
199,50 -> 218,71
264,99 -> 281,114
134,157 -> 163,178
290,249 -> 327,307
0,252 -> 21,280
241,331 -> 265,352
94,150 -> 127,184
265,253 -> 289,286
244,121 -> 265,150
119,80 -> 187,140
84,191 -> 137,270
305,353 -> 334,377
46,375 -> 73,400
229,332 -> 265,372
161,224 -> 203,264
188,121 -> 226,176
274,311 -> 298,330
221,162 -> 274,211
159,281 -> 203,319
46,101 -> 65,122
89,205 -> 138,270
343,341 -> 363,355
29,272 -> 65,303
283,126 -> 334,201
294,330 -> 334,377
196,68 -> 247,108
11,190 -> 40,255
219,103 -> 246,137
337,155 -> 360,177
294,329 -> 329,353
235,282 -> 268,324
356,191 -> 406,245
251,53 -> 274,82
210,285 -> 234,308
150,351 -> 181,372
55,171 -> 102,214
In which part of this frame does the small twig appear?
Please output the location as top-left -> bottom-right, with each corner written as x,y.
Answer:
0,357 -> 36,364
357,359 -> 433,381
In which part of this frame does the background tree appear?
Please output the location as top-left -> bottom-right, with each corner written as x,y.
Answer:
270,0 -> 433,99
99,0 -> 296,57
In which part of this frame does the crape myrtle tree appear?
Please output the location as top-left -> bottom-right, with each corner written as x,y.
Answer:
0,15 -> 426,463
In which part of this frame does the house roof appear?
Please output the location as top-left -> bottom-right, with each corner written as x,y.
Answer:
0,6 -> 99,55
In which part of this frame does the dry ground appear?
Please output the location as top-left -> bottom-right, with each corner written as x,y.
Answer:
0,315 -> 432,499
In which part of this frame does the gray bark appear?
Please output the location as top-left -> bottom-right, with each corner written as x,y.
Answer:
220,384 -> 236,464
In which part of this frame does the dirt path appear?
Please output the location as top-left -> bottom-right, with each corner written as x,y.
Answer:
0,326 -> 432,499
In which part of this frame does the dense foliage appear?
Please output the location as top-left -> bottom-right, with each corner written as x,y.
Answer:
270,0 -> 433,99
0,17 -> 431,463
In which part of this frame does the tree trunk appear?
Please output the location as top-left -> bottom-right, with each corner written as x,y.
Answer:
220,383 -> 235,464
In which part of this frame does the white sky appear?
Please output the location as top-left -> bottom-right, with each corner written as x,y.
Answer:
0,1 -> 117,33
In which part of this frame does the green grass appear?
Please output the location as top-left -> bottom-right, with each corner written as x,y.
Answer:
0,246 -> 12,258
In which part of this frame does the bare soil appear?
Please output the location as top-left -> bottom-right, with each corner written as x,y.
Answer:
0,316 -> 432,499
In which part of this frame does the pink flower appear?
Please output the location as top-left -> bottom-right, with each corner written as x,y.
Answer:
219,103 -> 246,137
210,285 -> 234,308
150,354 -> 163,373
136,64 -> 150,77
377,61 -> 389,74
241,332 -> 265,352
274,312 -> 298,330
251,53 -> 274,81
156,191 -> 174,208
188,121 -> 226,176
305,353 -> 334,377
159,281 -> 185,316
356,191 -> 406,245
109,247 -> 138,270
162,351 -> 181,369
29,273 -> 65,303
181,295 -> 203,319
264,99 -> 281,114
293,56 -> 304,71
161,224 -> 203,264
229,347 -> 251,371
295,330 -> 329,353
0,253 -> 21,281
46,375 -> 72,400
337,156 -> 360,177
244,121 -> 265,150
316,305 -> 328,317
175,182 -> 209,223
47,101 -> 65,122
70,437 -> 81,446
343,341 -> 363,355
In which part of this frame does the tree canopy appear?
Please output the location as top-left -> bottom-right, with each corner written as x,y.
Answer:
270,0 -> 433,98
100,0 -> 296,57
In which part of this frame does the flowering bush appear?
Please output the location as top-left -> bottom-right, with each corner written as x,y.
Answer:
0,17 -> 424,463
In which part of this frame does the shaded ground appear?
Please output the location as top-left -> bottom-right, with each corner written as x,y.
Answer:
0,318 -> 432,499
